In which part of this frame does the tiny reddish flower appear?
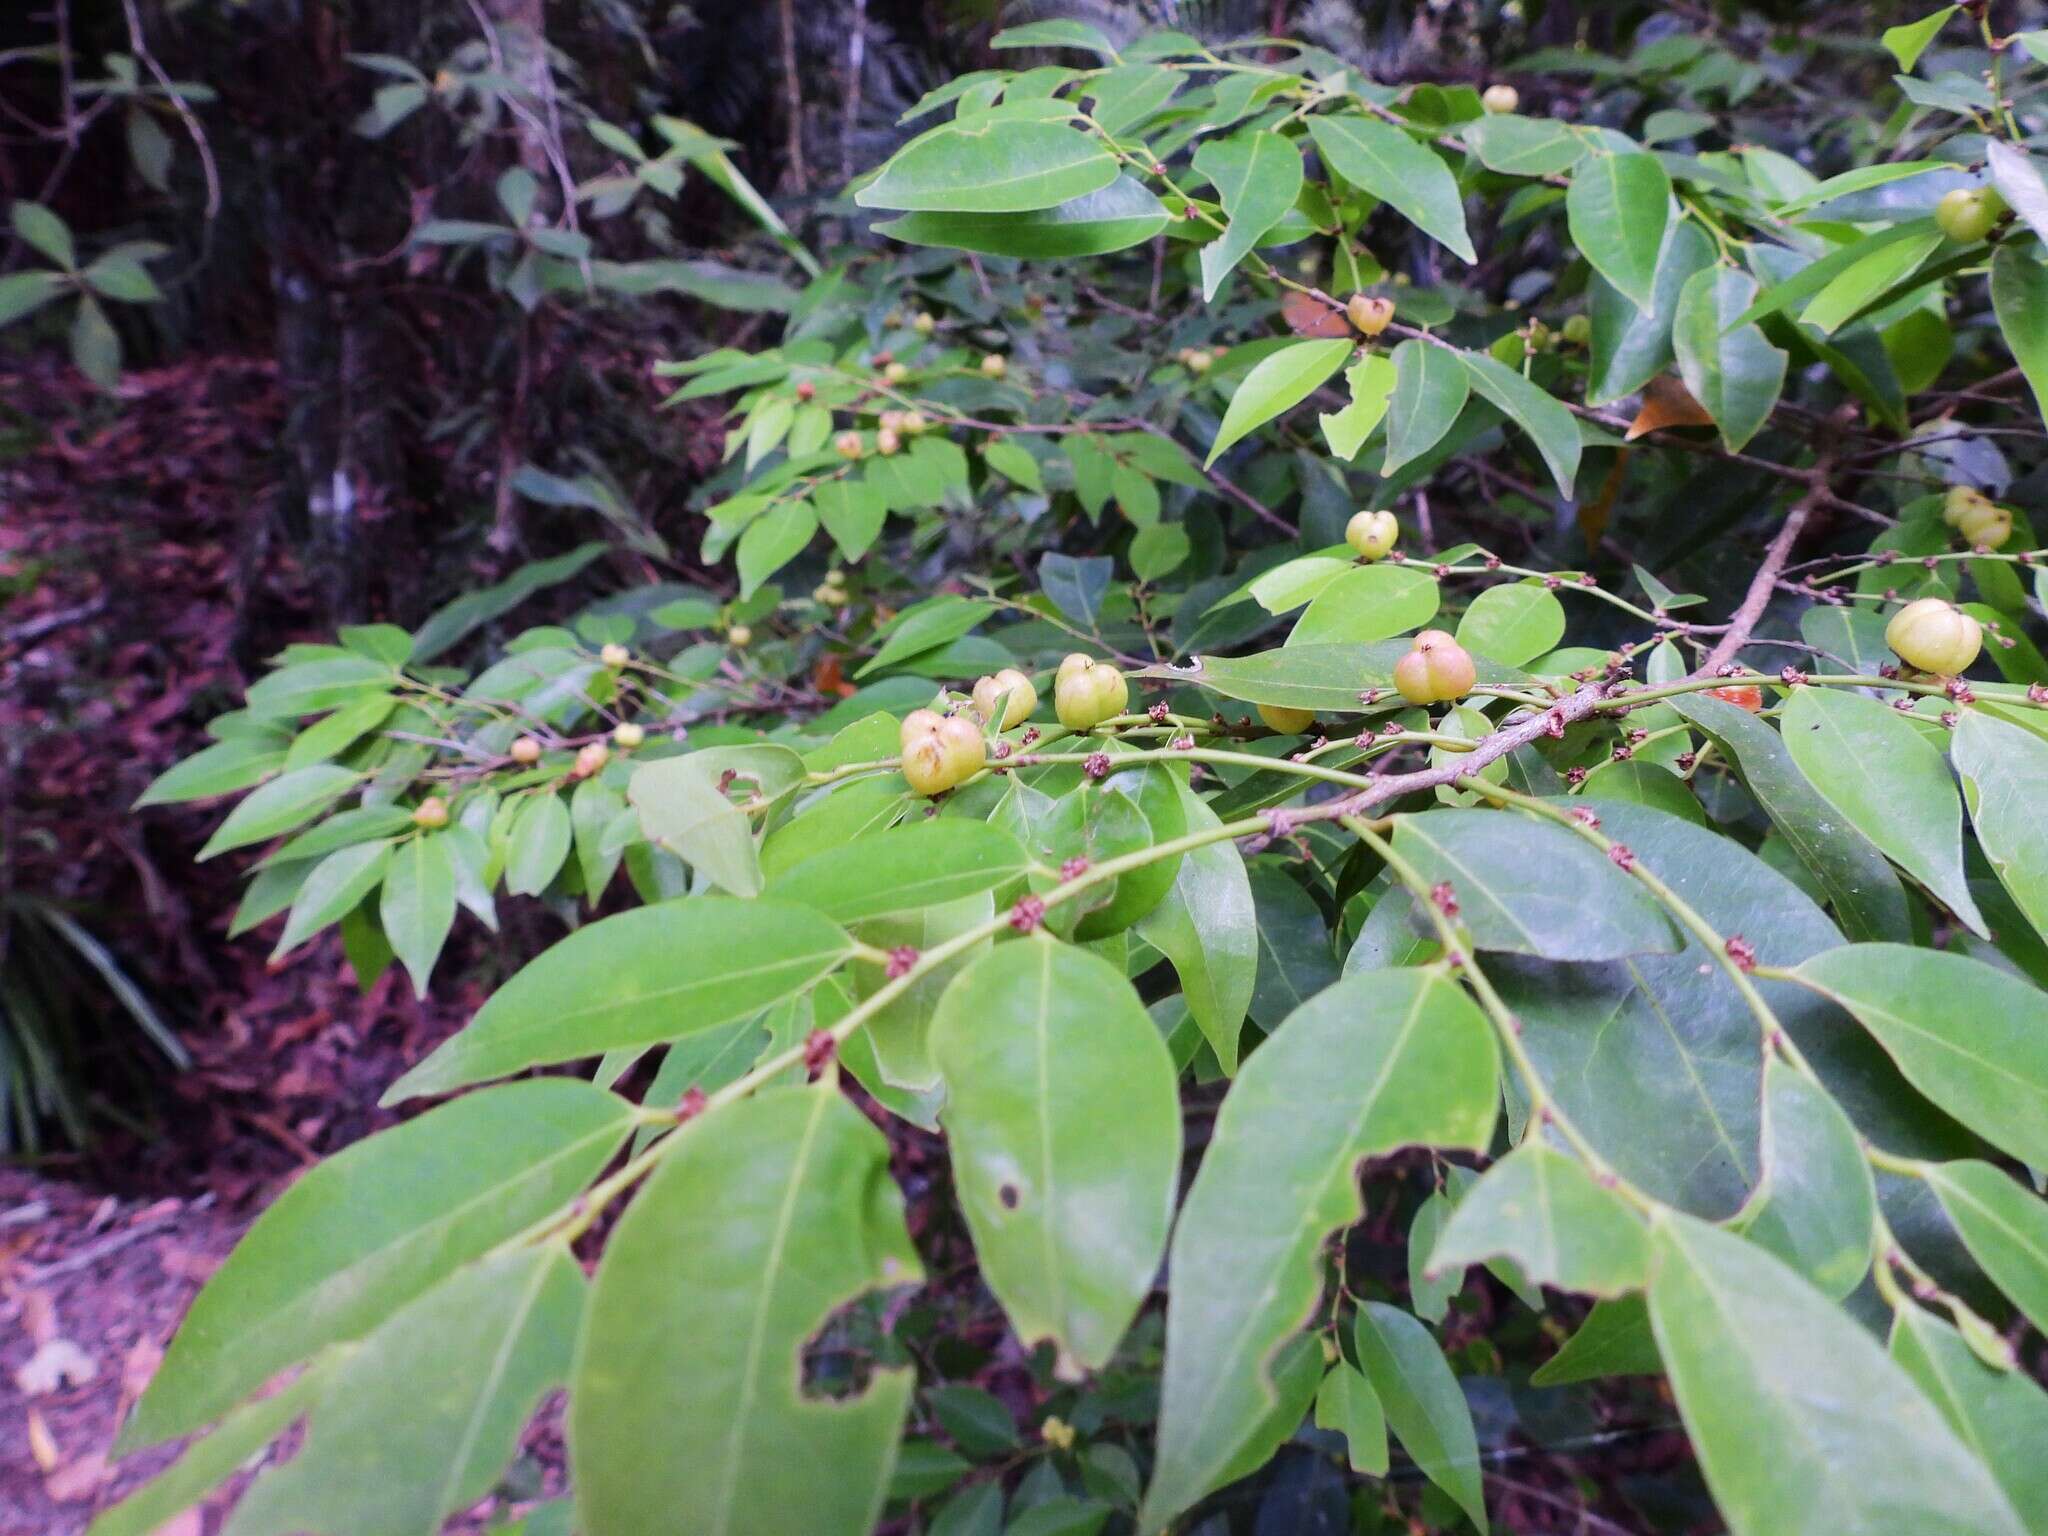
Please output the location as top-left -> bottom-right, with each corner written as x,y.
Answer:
1725,935 -> 1757,972
885,946 -> 919,980
1148,701 -> 1171,724
1010,896 -> 1046,933
1059,857 -> 1090,881
1569,806 -> 1601,828
1607,844 -> 1636,871
804,1029 -> 837,1076
1083,751 -> 1112,780
677,1086 -> 707,1121
1431,882 -> 1459,918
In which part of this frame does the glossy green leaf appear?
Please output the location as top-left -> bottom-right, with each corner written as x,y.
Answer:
855,118 -> 1119,214
629,745 -> 805,898
876,176 -> 1169,258
385,896 -> 853,1100
1288,563 -> 1440,645
1428,1141 -> 1649,1297
1987,141 -> 2048,248
1194,131 -> 1303,300
1459,349 -> 1582,496
1141,968 -> 1498,1530
1407,1191 -> 1462,1323
1780,687 -> 1985,937
1925,1160 -> 2048,1337
197,764 -> 360,860
1391,808 -> 1680,960
1800,230 -> 1943,336
1669,693 -> 1911,943
769,819 -> 1033,924
1951,708 -> 2048,948
1734,1057 -> 1875,1299
1136,641 -> 1520,715
1883,7 -> 1958,70
1247,866 -> 1340,1027
224,1246 -> 581,1536
852,891 -> 991,1092
1134,780 -> 1256,1074
1353,1303 -> 1487,1533
272,840 -> 390,959
135,737 -> 288,808
1453,583 -> 1564,667
1459,114 -> 1587,176
1991,245 -> 2048,427
736,500 -> 817,598
505,791 -> 572,897
1673,267 -> 1787,452
381,833 -> 457,998
1205,338 -> 1353,467
1382,340 -> 1470,477
572,1086 -> 921,1536
1794,944 -> 2048,1167
1587,217 -> 1714,406
931,937 -> 1179,1371
1648,1214 -> 2023,1536
1567,152 -> 1671,311
1891,1307 -> 2048,1532
1306,116 -> 1475,262
1313,1365 -> 1388,1476
1318,353 -> 1397,461
121,1079 -> 632,1451
1529,1296 -> 1661,1386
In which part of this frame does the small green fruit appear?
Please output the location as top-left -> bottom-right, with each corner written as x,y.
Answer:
1937,187 -> 1999,243
1347,509 -> 1399,561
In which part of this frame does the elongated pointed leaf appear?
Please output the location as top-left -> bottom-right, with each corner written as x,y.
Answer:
1382,340 -> 1470,477
572,1086 -> 921,1536
1529,1296 -> 1660,1386
1453,584 -> 1564,668
1892,1308 -> 2048,1532
1354,1304 -> 1487,1532
1587,217 -> 1714,407
1567,152 -> 1670,311
1794,945 -> 2048,1167
1306,116 -> 1475,262
875,175 -> 1167,257
1391,808 -> 1680,961
1134,781 -> 1256,1074
1780,688 -> 1985,936
1648,1215 -> 2024,1536
629,745 -> 805,898
381,834 -> 457,998
272,841 -> 391,958
1734,1057 -> 1875,1298
1991,245 -> 2048,426
1141,969 -> 1498,1530
768,819 -> 1034,925
1288,563 -> 1440,645
1206,339 -> 1354,467
1319,353 -> 1396,461
121,1080 -> 633,1451
1951,709 -> 2048,948
1459,114 -> 1587,177
197,765 -> 360,860
856,118 -> 1118,213
1673,267 -> 1786,452
1459,350 -> 1582,496
1313,1365 -> 1388,1476
1924,1160 -> 2048,1337
931,938 -> 1179,1370
385,896 -> 853,1100
1428,1142 -> 1649,1297
1194,130 -> 1303,300
224,1246 -> 582,1536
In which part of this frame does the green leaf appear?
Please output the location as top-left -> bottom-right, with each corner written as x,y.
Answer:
815,479 -> 888,561
273,840 -> 391,958
1672,267 -> 1787,452
629,745 -> 805,897
246,655 -> 396,718
1134,641 -> 1523,715
1799,230 -> 1944,336
1382,340 -> 1471,477
1391,808 -> 1680,960
1459,114 -> 1587,177
224,1247 -> 582,1536
1289,564 -> 1440,645
135,737 -> 288,807
1667,694 -> 1910,943
1991,245 -> 2048,427
571,1086 -> 920,1536
1951,709 -> 2048,948
1205,338 -> 1354,467
81,251 -> 163,303
931,938 -> 1179,1371
1458,350 -> 1582,496
929,1384 -> 1017,1459
120,1080 -> 633,1451
983,438 -> 1044,490
1733,1057 -> 1876,1299
768,819 -> 1034,924
737,499 -> 818,599
858,595 -> 991,677
1194,130 -> 1303,300
70,294 -> 120,390
1793,945 -> 2048,1168
1306,116 -> 1475,263
879,175 -> 1172,258
1453,583 -> 1565,667
990,19 -> 1119,56
1924,1160 -> 2048,1338
1247,865 -> 1341,1026
854,893 -> 990,1092
1735,220 -> 1940,332
0,269 -> 68,326
1133,782 -> 1256,1074
1587,218 -> 1714,406
1354,1304 -> 1487,1532
1529,1296 -> 1660,1386
855,118 -> 1119,214
1313,1366 -> 1388,1476
1428,1142 -> 1650,1297
1648,1214 -> 2023,1536
1141,968 -> 1498,1530
505,792 -> 572,897
1407,1191 -> 1463,1323
1883,7 -> 1958,70
382,834 -> 456,998
197,764 -> 360,860
1780,687 -> 1985,937
12,200 -> 75,269
1891,1307 -> 2048,1532
384,896 -> 853,1100
1567,152 -> 1671,311
1318,353 -> 1397,461
1987,141 -> 2048,248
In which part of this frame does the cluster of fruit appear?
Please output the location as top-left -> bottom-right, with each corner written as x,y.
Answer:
1944,485 -> 2013,549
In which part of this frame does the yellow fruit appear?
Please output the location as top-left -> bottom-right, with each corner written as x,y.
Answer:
813,583 -> 845,606
884,362 -> 909,384
574,742 -> 611,778
902,732 -> 952,796
412,797 -> 450,829
1937,187 -> 1999,243
1886,597 -> 1982,675
1055,661 -> 1128,730
879,409 -> 904,433
900,409 -> 929,434
728,624 -> 752,648
1057,652 -> 1095,687
1943,486 -> 1993,526
835,431 -> 865,460
1258,703 -> 1315,735
1960,501 -> 2013,549
913,312 -> 936,335
972,667 -> 1038,729
876,427 -> 901,456
510,736 -> 542,765
900,708 -> 946,751
1482,83 -> 1520,114
612,721 -> 645,748
1346,294 -> 1395,337
600,642 -> 630,668
981,353 -> 1008,378
1393,629 -> 1478,705
935,713 -> 987,783
1185,348 -> 1213,374
1347,509 -> 1399,561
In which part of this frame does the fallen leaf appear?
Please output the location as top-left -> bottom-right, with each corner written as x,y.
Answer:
1627,373 -> 1716,439
1281,290 -> 1352,338
27,1406 -> 59,1472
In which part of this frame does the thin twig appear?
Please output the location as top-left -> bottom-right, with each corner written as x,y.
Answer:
1697,469 -> 1830,676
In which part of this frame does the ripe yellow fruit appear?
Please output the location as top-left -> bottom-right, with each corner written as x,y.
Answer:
1057,652 -> 1095,688
813,583 -> 846,607
612,721 -> 645,749
1347,509 -> 1400,561
1393,629 -> 1478,705
1944,486 -> 2012,548
1346,294 -> 1395,337
913,312 -> 936,335
1185,348 -> 1213,374
981,353 -> 1008,379
1054,660 -> 1129,730
728,624 -> 752,648
935,713 -> 987,782
972,667 -> 1038,729
600,642 -> 630,668
574,742 -> 611,778
876,427 -> 902,456
412,797 -> 450,829
884,361 -> 909,384
1481,83 -> 1519,114
879,409 -> 904,433
901,732 -> 952,797
1886,597 -> 1982,675
510,735 -> 543,765
900,708 -> 946,750
1937,187 -> 2000,243
1258,703 -> 1315,735
835,431 -> 865,460
900,409 -> 929,434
